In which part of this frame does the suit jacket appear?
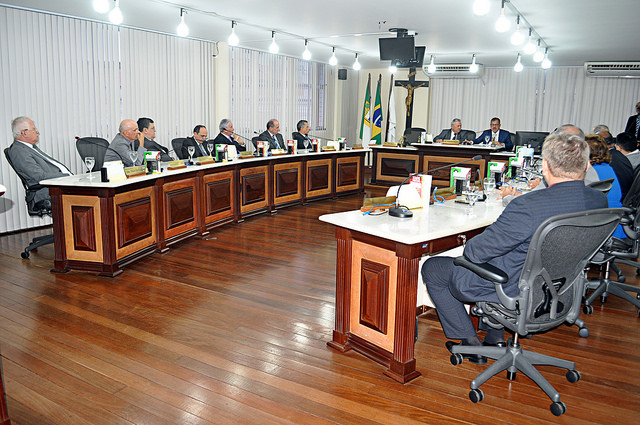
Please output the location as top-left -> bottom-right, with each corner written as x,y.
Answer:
473,129 -> 513,151
625,114 -> 639,139
181,137 -> 209,159
433,128 -> 474,142
212,133 -> 247,152
143,137 -> 172,161
104,133 -> 144,167
453,180 -> 607,300
7,140 -> 71,210
292,132 -> 313,150
257,130 -> 285,150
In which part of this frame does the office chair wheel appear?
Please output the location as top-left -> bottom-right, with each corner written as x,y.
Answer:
583,305 -> 594,314
636,293 -> 640,300
21,250 -> 29,259
578,327 -> 589,338
450,353 -> 464,366
618,275 -> 626,283
506,370 -> 517,381
566,370 -> 581,383
468,389 -> 484,403
600,295 -> 608,303
550,401 -> 567,416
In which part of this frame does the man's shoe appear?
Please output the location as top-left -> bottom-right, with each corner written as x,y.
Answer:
482,340 -> 507,348
445,341 -> 487,365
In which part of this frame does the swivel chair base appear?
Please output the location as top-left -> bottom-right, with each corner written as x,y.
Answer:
22,233 -> 54,259
584,260 -> 640,316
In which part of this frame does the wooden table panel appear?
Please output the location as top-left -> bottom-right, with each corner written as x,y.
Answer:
62,194 -> 103,262
114,186 -> 156,259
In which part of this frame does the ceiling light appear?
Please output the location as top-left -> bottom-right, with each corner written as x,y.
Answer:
93,0 -> 110,13
269,31 -> 279,54
353,53 -> 361,71
510,16 -> 525,46
495,0 -> 510,33
176,8 -> 189,37
533,40 -> 545,62
329,47 -> 338,66
514,54 -> 523,72
389,61 -> 397,74
541,49 -> 552,69
523,29 -> 536,55
469,54 -> 478,73
472,0 -> 490,16
108,0 -> 123,25
427,55 -> 436,74
302,39 -> 312,60
228,21 -> 239,46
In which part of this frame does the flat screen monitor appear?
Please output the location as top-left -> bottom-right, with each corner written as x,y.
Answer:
379,37 -> 415,61
514,131 -> 549,154
396,46 -> 425,68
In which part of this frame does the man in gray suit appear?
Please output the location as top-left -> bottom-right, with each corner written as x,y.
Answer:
257,119 -> 285,150
421,132 -> 607,363
104,119 -> 145,167
433,118 -> 474,142
7,116 -> 72,210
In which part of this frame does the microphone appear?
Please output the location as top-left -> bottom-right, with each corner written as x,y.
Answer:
475,169 -> 487,202
308,133 -> 331,140
388,155 -> 483,218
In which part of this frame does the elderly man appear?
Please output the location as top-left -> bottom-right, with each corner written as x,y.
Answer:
593,124 -> 615,145
212,119 -> 246,152
292,120 -> 313,150
104,119 -> 145,167
624,101 -> 640,141
421,132 -> 607,363
433,118 -> 474,142
472,117 -> 513,151
257,119 -> 285,150
181,125 -> 209,159
137,117 -> 172,161
7,116 -> 72,210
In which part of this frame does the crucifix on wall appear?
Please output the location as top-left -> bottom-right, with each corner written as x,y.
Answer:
394,68 -> 429,129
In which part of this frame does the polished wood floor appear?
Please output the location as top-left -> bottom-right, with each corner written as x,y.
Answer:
1,193 -> 639,424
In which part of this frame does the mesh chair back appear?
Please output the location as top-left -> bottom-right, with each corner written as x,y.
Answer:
251,136 -> 260,150
588,178 -> 614,195
4,147 -> 52,216
75,137 -> 109,170
171,138 -> 188,159
515,208 -> 623,334
402,128 -> 426,146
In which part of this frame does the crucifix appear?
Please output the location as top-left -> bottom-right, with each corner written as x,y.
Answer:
394,68 -> 429,129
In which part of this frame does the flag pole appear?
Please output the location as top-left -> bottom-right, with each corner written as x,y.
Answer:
385,74 -> 394,143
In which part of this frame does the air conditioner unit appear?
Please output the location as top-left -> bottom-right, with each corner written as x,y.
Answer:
584,62 -> 640,78
422,63 -> 484,78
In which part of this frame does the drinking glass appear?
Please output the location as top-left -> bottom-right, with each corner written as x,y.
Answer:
303,139 -> 310,153
128,150 -> 137,166
463,186 -> 479,214
187,145 -> 195,164
207,143 -> 214,156
484,135 -> 490,145
84,156 -> 95,180
484,177 -> 495,198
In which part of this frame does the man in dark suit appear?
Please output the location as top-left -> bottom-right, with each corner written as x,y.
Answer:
181,125 -> 209,160
472,117 -> 513,151
7,116 -> 72,210
421,132 -> 607,363
137,117 -> 172,161
212,119 -> 246,153
433,118 -> 474,142
292,120 -> 313,150
257,119 -> 285,150
624,101 -> 640,141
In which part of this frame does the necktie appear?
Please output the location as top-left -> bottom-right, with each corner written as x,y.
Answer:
492,134 -> 496,142
273,135 -> 279,149
452,133 -> 456,140
33,145 -> 72,175
636,116 -> 639,138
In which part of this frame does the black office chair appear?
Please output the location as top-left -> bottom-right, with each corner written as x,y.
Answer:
251,136 -> 260,150
587,178 -> 614,195
75,137 -> 109,170
464,130 -> 476,141
4,147 -> 55,259
402,127 -> 426,146
449,208 -> 623,416
171,138 -> 188,159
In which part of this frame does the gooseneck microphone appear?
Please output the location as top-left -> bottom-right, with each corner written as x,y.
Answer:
388,155 -> 483,218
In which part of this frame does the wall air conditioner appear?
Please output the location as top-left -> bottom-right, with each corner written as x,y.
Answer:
422,63 -> 484,78
584,62 -> 640,78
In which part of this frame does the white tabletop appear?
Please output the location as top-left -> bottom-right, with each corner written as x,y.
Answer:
319,199 -> 504,245
409,143 -> 502,151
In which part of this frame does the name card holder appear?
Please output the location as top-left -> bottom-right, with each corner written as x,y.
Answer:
352,144 -> 364,150
197,155 -> 215,165
238,151 -> 253,159
321,146 -> 336,151
167,160 -> 187,170
124,165 -> 146,178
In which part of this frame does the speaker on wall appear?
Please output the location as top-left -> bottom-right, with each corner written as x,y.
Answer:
338,69 -> 347,80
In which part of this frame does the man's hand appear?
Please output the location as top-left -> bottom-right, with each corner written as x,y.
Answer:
499,185 -> 520,199
137,132 -> 145,148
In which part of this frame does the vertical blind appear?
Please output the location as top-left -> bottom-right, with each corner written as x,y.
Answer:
230,47 -> 333,149
0,6 -> 216,234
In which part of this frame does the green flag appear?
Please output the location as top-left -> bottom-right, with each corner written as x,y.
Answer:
371,75 -> 382,144
359,74 -> 371,144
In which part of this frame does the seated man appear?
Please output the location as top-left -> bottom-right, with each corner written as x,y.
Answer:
212,119 -> 246,152
257,119 -> 285,150
137,117 -> 172,161
472,117 -> 513,151
7,116 -> 72,210
104,119 -> 145,167
615,132 -> 640,171
181,125 -> 209,159
292,120 -> 313,150
421,132 -> 607,363
433,118 -> 474,142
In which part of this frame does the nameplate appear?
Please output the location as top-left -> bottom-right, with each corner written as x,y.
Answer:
197,155 -> 215,164
124,165 -> 146,178
321,146 -> 336,151
238,151 -> 253,158
442,139 -> 460,145
167,160 -> 187,170
383,142 -> 398,147
352,144 -> 364,150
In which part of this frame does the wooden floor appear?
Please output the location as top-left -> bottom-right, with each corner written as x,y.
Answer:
1,193 -> 639,424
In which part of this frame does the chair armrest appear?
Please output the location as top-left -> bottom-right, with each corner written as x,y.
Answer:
454,256 -> 509,284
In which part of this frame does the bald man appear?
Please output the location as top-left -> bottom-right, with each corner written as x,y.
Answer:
104,119 -> 145,167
